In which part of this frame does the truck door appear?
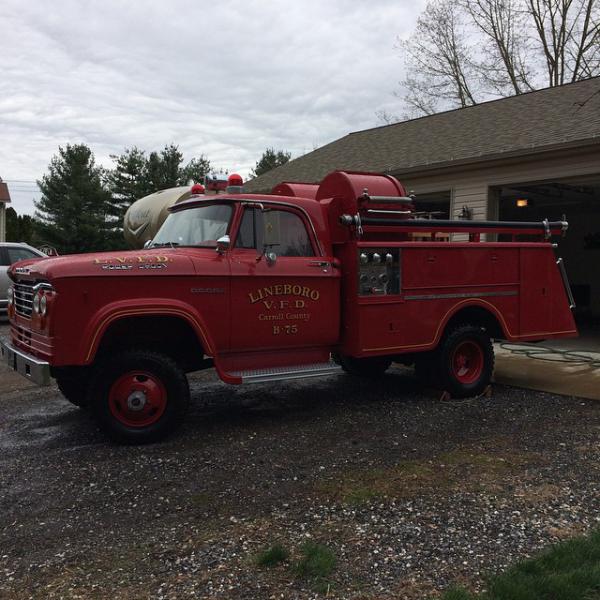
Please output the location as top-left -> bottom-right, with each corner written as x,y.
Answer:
229,206 -> 340,352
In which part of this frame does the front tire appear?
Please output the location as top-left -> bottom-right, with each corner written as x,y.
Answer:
88,349 -> 190,444
56,371 -> 90,408
436,324 -> 494,398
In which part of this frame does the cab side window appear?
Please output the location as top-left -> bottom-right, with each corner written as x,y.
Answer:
8,248 -> 40,264
236,208 -> 315,257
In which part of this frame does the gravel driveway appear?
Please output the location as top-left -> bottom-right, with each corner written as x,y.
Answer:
1,323 -> 599,599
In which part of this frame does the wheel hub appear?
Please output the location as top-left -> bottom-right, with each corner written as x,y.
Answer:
108,371 -> 168,428
127,390 -> 147,411
451,340 -> 484,384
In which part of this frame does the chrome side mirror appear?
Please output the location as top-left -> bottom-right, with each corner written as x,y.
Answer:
216,235 -> 230,255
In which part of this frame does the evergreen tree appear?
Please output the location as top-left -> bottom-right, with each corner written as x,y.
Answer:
105,147 -> 153,235
5,207 -> 35,244
250,148 -> 291,178
146,144 -> 183,191
180,156 -> 211,185
106,145 -> 211,235
35,144 -> 112,254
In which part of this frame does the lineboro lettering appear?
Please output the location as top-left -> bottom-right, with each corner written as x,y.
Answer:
248,285 -> 320,304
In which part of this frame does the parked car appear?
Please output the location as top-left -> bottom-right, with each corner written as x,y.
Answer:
0,243 -> 47,317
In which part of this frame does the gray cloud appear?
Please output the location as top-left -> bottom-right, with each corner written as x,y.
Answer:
1,0 -> 425,215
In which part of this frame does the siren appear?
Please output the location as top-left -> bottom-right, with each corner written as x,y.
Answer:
190,183 -> 205,195
226,173 -> 244,194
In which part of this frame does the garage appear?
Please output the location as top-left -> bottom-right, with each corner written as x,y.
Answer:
496,177 -> 600,342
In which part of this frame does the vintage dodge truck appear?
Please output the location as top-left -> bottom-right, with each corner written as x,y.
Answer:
1,171 -> 577,443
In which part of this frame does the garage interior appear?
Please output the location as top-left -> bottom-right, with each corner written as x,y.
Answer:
495,177 -> 600,348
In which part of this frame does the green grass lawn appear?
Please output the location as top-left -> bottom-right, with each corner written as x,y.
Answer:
442,529 -> 600,600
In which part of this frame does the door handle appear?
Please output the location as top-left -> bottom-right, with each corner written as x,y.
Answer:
308,261 -> 330,268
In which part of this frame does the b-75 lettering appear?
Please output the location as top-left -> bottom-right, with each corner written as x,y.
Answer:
272,324 -> 298,335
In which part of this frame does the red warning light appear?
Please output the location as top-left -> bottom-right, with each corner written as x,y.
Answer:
191,183 -> 205,195
227,173 -> 243,186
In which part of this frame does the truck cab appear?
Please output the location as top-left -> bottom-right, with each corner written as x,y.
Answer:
1,171 -> 577,443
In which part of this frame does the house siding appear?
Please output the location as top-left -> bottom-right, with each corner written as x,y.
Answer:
397,146 -> 600,223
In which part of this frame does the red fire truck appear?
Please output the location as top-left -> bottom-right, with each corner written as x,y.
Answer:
1,171 -> 577,443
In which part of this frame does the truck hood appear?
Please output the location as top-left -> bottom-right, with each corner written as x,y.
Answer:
8,248 -> 216,281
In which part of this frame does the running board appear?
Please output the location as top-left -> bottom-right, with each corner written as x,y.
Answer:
229,362 -> 342,384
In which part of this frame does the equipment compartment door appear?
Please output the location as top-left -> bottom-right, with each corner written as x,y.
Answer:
519,247 -> 552,335
228,207 -> 340,351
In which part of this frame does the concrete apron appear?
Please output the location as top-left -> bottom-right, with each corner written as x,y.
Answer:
494,343 -> 600,401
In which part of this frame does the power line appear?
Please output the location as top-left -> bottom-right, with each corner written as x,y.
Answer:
2,179 -> 39,184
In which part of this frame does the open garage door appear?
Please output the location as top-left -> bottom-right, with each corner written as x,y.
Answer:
496,178 -> 600,346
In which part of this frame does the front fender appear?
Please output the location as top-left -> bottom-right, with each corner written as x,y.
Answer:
81,298 -> 216,364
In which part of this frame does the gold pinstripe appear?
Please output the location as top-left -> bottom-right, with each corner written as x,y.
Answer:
361,298 -> 576,352
85,308 -> 211,362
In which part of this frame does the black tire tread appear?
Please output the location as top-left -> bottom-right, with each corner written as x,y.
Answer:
56,373 -> 90,408
88,348 -> 190,444
436,323 -> 494,398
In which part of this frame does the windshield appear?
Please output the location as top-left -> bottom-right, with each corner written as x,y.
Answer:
151,204 -> 233,248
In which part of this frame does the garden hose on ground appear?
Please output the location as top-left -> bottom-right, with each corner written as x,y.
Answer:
499,342 -> 600,369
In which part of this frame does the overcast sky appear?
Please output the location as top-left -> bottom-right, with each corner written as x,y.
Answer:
2,0 -> 425,215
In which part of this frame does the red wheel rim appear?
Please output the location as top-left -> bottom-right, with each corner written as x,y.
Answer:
108,371 -> 167,428
451,341 -> 484,384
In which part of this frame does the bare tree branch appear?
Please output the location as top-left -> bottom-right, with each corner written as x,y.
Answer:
461,0 -> 533,95
397,0 -> 479,114
391,0 -> 600,118
527,0 -> 600,85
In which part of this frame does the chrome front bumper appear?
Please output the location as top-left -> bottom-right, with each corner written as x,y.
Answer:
0,337 -> 51,386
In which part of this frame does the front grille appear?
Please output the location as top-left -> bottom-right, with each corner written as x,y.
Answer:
13,282 -> 35,317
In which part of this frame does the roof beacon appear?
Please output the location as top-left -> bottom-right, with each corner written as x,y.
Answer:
226,173 -> 244,195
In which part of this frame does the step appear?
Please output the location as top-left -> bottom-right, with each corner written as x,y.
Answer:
229,361 -> 342,384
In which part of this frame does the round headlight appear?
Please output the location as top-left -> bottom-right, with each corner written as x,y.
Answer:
7,287 -> 14,306
39,294 -> 48,316
33,294 -> 41,314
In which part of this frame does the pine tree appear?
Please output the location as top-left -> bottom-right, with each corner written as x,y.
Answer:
180,156 -> 211,185
250,148 -> 291,178
106,145 -> 211,236
106,147 -> 153,229
146,144 -> 183,191
35,144 -> 112,254
5,207 -> 35,244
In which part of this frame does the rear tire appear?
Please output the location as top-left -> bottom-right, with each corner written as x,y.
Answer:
436,324 -> 494,398
88,349 -> 190,444
338,355 -> 391,377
